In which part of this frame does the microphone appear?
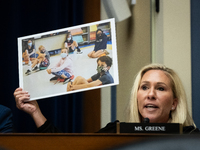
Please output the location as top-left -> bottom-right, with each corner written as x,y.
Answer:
143,118 -> 150,123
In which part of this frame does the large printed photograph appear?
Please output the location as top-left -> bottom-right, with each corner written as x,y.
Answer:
18,18 -> 119,101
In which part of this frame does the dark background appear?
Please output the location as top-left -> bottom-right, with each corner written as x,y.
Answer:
0,0 -> 99,133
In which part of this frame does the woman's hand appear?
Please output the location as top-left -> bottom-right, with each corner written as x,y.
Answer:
14,87 -> 47,128
14,88 -> 37,115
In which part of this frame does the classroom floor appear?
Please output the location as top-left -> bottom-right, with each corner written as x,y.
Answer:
22,45 -> 114,100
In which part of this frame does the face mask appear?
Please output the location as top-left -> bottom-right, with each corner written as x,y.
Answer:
40,49 -> 45,53
97,34 -> 102,37
97,66 -> 107,73
61,53 -> 67,58
28,43 -> 32,47
67,38 -> 71,40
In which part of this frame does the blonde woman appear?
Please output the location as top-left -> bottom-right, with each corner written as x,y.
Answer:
98,64 -> 199,133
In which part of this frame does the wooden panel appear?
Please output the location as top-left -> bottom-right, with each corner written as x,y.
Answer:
82,0 -> 101,133
84,0 -> 100,23
83,89 -> 101,133
0,133 -> 171,150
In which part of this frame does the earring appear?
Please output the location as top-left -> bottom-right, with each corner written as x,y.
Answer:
171,107 -> 174,110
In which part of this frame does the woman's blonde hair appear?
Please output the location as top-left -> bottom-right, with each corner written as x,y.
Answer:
126,64 -> 195,127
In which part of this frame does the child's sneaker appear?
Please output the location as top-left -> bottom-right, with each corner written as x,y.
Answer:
25,69 -> 31,75
50,76 -> 58,81
63,78 -> 71,84
77,51 -> 83,54
32,66 -> 39,71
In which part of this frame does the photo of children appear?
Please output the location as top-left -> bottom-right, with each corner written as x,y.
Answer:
18,18 -> 118,101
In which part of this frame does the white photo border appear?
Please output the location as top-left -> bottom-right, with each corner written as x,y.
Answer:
18,18 -> 119,101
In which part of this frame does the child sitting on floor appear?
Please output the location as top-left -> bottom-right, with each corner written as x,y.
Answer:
25,45 -> 50,75
67,56 -> 114,91
64,31 -> 82,54
46,48 -> 74,84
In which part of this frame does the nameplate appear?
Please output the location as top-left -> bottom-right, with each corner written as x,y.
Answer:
116,122 -> 182,134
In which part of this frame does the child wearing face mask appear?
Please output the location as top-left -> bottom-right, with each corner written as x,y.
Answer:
67,56 -> 114,91
46,48 -> 74,84
25,45 -> 50,75
88,29 -> 109,58
24,39 -> 37,65
64,31 -> 82,54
